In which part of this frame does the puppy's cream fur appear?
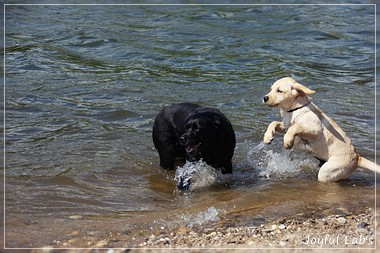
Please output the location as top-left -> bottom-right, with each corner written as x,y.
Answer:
263,77 -> 379,182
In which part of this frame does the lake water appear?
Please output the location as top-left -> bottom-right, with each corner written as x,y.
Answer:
4,4 -> 377,247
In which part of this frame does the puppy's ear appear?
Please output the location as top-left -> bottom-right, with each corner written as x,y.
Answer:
291,82 -> 316,96
213,116 -> 221,128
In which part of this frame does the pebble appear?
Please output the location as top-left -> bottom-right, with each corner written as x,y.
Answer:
158,237 -> 170,245
70,230 -> 80,236
278,224 -> 286,230
189,231 -> 199,237
336,217 -> 346,224
357,221 -> 368,229
67,239 -> 76,244
357,228 -> 369,235
86,231 -> 96,236
69,215 -> 83,220
247,240 -> 255,246
262,228 -> 275,233
93,240 -> 108,247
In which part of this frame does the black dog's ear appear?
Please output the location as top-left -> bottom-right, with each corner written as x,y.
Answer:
213,116 -> 221,128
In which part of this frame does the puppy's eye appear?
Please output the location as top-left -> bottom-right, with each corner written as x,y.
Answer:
277,89 -> 283,93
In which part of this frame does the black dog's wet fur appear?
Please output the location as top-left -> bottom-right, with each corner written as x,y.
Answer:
152,103 -> 236,178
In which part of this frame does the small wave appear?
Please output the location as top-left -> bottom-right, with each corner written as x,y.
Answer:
180,206 -> 221,227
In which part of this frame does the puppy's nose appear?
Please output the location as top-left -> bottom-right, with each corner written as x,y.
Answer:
179,136 -> 186,145
263,96 -> 269,102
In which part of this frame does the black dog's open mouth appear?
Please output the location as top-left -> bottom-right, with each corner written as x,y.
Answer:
185,143 -> 201,156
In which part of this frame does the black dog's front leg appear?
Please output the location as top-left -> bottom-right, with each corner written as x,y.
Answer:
158,147 -> 176,170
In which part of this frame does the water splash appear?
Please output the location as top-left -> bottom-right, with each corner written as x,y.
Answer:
175,160 -> 223,191
180,206 -> 221,227
247,141 -> 265,155
246,142 -> 316,179
257,149 -> 302,178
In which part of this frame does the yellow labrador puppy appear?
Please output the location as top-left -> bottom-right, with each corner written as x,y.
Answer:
263,77 -> 379,182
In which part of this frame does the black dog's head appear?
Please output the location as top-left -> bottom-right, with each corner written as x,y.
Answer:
179,111 -> 221,162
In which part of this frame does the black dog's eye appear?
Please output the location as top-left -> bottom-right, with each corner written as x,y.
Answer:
193,124 -> 200,132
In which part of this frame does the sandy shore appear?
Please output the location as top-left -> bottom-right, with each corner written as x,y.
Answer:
13,206 -> 374,253
134,207 -> 377,250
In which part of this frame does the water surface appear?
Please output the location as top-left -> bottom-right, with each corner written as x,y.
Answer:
4,4 -> 377,247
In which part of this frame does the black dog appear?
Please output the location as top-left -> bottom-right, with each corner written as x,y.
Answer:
152,103 -> 236,189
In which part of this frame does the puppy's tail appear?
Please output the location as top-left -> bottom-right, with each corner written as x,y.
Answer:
358,156 -> 380,173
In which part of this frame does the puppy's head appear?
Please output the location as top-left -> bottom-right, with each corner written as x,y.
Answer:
263,77 -> 315,111
179,112 -> 221,161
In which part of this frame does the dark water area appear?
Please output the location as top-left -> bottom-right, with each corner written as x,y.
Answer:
4,4 -> 377,247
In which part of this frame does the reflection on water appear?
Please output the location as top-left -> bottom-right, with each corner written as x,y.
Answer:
4,4 -> 376,247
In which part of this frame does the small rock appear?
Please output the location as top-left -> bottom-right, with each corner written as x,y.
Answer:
67,239 -> 76,244
94,240 -> 108,247
262,228 -> 275,233
86,231 -> 96,236
69,215 -> 83,220
357,228 -> 369,235
70,230 -> 80,236
158,237 -> 170,245
189,231 -> 199,237
248,240 -> 255,246
279,240 -> 287,246
357,222 -> 368,229
278,224 -> 286,230
337,217 -> 346,224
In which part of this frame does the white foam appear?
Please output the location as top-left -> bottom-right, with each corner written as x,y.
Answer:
175,160 -> 223,190
258,150 -> 300,178
246,142 -> 315,179
180,206 -> 221,227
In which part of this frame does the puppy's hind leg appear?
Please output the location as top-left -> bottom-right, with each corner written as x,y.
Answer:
317,157 -> 357,182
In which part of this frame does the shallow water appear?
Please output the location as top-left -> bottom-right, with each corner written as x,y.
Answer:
4,4 -> 377,247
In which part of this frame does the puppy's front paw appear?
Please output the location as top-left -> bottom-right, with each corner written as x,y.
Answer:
283,134 -> 294,149
263,130 -> 274,144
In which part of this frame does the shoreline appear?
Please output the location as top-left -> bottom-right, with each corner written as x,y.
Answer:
29,206 -> 375,251
5,187 -> 378,251
134,207 -> 376,249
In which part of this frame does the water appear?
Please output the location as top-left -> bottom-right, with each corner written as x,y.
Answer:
4,4 -> 377,247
